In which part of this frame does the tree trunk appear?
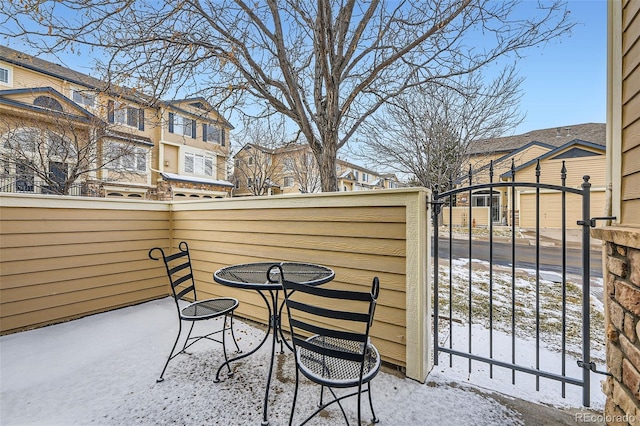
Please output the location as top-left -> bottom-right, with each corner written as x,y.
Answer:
317,138 -> 338,192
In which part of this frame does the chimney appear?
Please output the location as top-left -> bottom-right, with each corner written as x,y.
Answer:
556,128 -> 561,137
565,127 -> 571,137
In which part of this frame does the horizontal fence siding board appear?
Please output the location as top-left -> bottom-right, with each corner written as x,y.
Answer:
173,206 -> 407,223
2,270 -> 167,302
181,230 -> 406,257
0,239 -> 169,263
0,290 -> 166,333
177,219 -> 407,240
1,277 -> 162,317
0,229 -> 168,248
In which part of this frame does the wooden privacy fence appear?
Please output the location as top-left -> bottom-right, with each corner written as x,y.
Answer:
0,188 -> 431,382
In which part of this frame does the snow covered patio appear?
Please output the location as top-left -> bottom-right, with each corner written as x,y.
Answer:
1,297 -> 605,426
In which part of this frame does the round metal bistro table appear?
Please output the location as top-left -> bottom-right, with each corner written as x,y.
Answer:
213,261 -> 335,426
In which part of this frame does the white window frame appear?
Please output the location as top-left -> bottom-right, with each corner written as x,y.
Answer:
108,142 -> 148,173
113,101 -> 140,128
184,151 -> 215,177
283,176 -> 294,187
205,125 -> 223,144
174,114 -> 194,137
71,88 -> 95,108
0,65 -> 11,86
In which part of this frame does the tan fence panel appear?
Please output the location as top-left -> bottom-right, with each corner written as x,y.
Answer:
170,189 -> 431,379
0,194 -> 171,333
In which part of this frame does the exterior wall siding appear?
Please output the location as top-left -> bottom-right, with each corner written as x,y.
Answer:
622,0 -> 640,226
598,1 -> 640,424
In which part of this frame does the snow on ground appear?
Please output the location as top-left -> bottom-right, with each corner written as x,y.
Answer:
0,259 -> 606,425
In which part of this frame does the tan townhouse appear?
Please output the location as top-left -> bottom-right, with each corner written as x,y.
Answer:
0,45 -> 233,200
233,142 -> 403,196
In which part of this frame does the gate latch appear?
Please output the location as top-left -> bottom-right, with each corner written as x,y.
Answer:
577,360 -> 613,377
577,216 -> 617,228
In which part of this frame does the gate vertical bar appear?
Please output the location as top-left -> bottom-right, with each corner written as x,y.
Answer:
433,187 -> 440,366
581,176 -> 592,407
561,162 -> 567,398
489,161 -> 494,378
468,165 -> 473,373
535,160 -> 541,391
449,176 -> 454,367
510,159 -> 516,384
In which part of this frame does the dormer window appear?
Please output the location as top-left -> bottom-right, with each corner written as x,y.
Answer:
72,89 -> 95,107
33,96 -> 63,112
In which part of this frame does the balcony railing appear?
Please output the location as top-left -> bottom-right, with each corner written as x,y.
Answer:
0,174 -> 84,196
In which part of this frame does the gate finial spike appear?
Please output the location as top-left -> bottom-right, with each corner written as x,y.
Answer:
561,160 -> 567,185
468,164 -> 472,185
535,159 -> 541,181
510,159 -> 515,180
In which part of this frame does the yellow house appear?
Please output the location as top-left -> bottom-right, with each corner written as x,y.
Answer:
0,45 -> 233,199
454,123 -> 606,228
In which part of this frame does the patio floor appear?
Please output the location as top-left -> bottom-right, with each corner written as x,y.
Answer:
0,298 -> 604,425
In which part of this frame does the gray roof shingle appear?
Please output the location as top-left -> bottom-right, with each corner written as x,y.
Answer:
469,123 -> 606,155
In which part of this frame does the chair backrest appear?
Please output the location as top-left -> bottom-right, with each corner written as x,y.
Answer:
148,241 -> 198,302
272,264 -> 380,368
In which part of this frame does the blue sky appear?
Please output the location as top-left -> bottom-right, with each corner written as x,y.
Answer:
510,0 -> 607,134
3,0 -> 607,137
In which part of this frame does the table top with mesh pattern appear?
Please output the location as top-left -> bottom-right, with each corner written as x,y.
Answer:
213,262 -> 334,290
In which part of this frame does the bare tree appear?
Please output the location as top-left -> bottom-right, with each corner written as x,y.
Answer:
2,0 -> 573,191
232,119 -> 287,196
286,145 -> 322,194
354,66 -> 524,192
0,107 -> 145,195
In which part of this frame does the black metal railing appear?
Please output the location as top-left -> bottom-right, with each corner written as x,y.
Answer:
0,175 -> 84,196
431,160 -> 605,407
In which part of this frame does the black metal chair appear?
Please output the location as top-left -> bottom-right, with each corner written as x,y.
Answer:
271,264 -> 381,426
149,241 -> 240,383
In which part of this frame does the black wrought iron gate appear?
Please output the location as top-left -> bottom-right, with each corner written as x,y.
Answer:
431,160 -> 611,407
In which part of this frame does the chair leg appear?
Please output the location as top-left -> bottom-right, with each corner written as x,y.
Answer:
367,382 -> 379,424
289,366 -> 300,426
229,312 -> 241,353
181,321 -> 196,353
221,314 -> 232,376
157,321 -> 183,383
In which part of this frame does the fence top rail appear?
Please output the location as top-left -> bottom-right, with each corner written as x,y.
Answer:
435,181 -> 584,200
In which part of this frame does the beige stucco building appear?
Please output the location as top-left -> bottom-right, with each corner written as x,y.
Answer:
0,45 -> 234,200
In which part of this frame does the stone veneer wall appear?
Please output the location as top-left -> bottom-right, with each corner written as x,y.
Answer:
593,227 -> 640,426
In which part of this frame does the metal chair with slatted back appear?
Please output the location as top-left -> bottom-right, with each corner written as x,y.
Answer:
270,264 -> 381,425
149,241 -> 240,383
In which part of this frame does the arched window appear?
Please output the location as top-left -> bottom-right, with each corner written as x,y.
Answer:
33,96 -> 63,112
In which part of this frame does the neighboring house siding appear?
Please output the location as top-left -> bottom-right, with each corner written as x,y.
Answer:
519,191 -> 606,229
622,0 -> 640,225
